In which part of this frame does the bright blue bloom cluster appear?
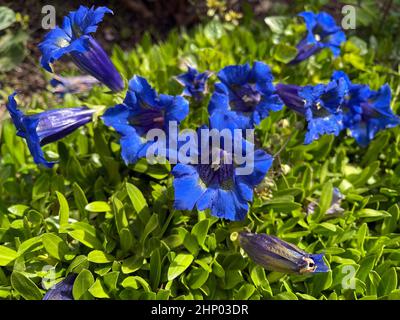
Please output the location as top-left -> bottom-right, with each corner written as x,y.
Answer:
239,232 -> 329,274
102,76 -> 189,164
172,112 -> 273,221
291,11 -> 346,64
6,93 -> 95,168
176,66 -> 212,101
209,61 -> 283,129
39,6 -> 124,92
332,71 -> 400,146
276,76 -> 347,144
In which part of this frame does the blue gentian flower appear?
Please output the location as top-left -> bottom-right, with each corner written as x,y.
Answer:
332,71 -> 400,146
39,6 -> 124,92
50,74 -> 99,96
6,92 -> 95,168
102,75 -> 189,164
175,66 -> 212,101
208,61 -> 283,129
43,273 -> 77,300
291,11 -> 346,64
276,77 -> 347,144
171,111 -> 273,221
239,232 -> 329,274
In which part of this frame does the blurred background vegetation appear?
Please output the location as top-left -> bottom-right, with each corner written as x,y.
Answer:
0,0 -> 399,97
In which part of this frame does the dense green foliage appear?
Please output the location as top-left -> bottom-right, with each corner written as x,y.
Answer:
1,5 -> 400,300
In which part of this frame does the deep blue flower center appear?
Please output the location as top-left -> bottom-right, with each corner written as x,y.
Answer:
129,108 -> 165,134
360,101 -> 380,120
230,84 -> 262,112
311,102 -> 331,118
196,149 -> 235,189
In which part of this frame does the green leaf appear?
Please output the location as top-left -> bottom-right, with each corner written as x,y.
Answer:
7,204 -> 29,217
0,7 -> 16,30
121,256 -> 144,274
88,279 -> 110,299
358,209 -> 391,221
0,245 -> 17,266
141,214 -> 158,243
264,16 -> 290,34
168,253 -> 194,281
72,183 -> 88,217
67,255 -> 89,274
319,182 -> 333,217
67,222 -> 102,249
17,236 -> 43,256
150,249 -> 161,290
73,269 -> 94,300
88,250 -> 115,264
381,204 -> 399,235
11,272 -> 42,300
191,219 -> 210,249
112,196 -> 128,234
126,182 -> 150,222
42,233 -> 73,261
103,271 -> 119,292
85,201 -> 111,213
378,268 -> 397,297
274,43 -> 297,63
235,283 -> 256,299
187,268 -> 209,289
56,191 -> 69,231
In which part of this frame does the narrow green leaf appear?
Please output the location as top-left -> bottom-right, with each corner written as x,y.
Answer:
0,245 -> 17,266
11,272 -> 42,300
168,253 -> 194,281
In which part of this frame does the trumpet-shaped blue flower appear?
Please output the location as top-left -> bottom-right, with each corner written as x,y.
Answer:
276,77 -> 347,144
176,66 -> 212,101
50,74 -> 99,96
172,111 -> 273,221
239,232 -> 329,274
102,75 -> 189,164
332,71 -> 400,146
43,274 -> 77,300
291,11 -> 346,64
39,6 -> 124,92
6,92 -> 95,168
208,62 -> 283,129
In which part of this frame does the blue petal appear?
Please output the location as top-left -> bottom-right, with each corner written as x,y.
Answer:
371,84 -> 392,114
164,95 -> 189,123
218,63 -> 251,86
309,254 -> 330,273
6,92 -> 24,131
209,109 -> 241,132
129,76 -> 158,108
197,187 -> 249,221
304,114 -> 343,144
249,61 -> 273,85
63,6 -> 112,37
298,12 -> 317,34
255,94 -> 283,121
172,164 -> 205,210
208,84 -> 230,115
331,70 -> 351,86
236,149 -> 273,188
102,104 -> 144,164
316,12 -> 340,34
